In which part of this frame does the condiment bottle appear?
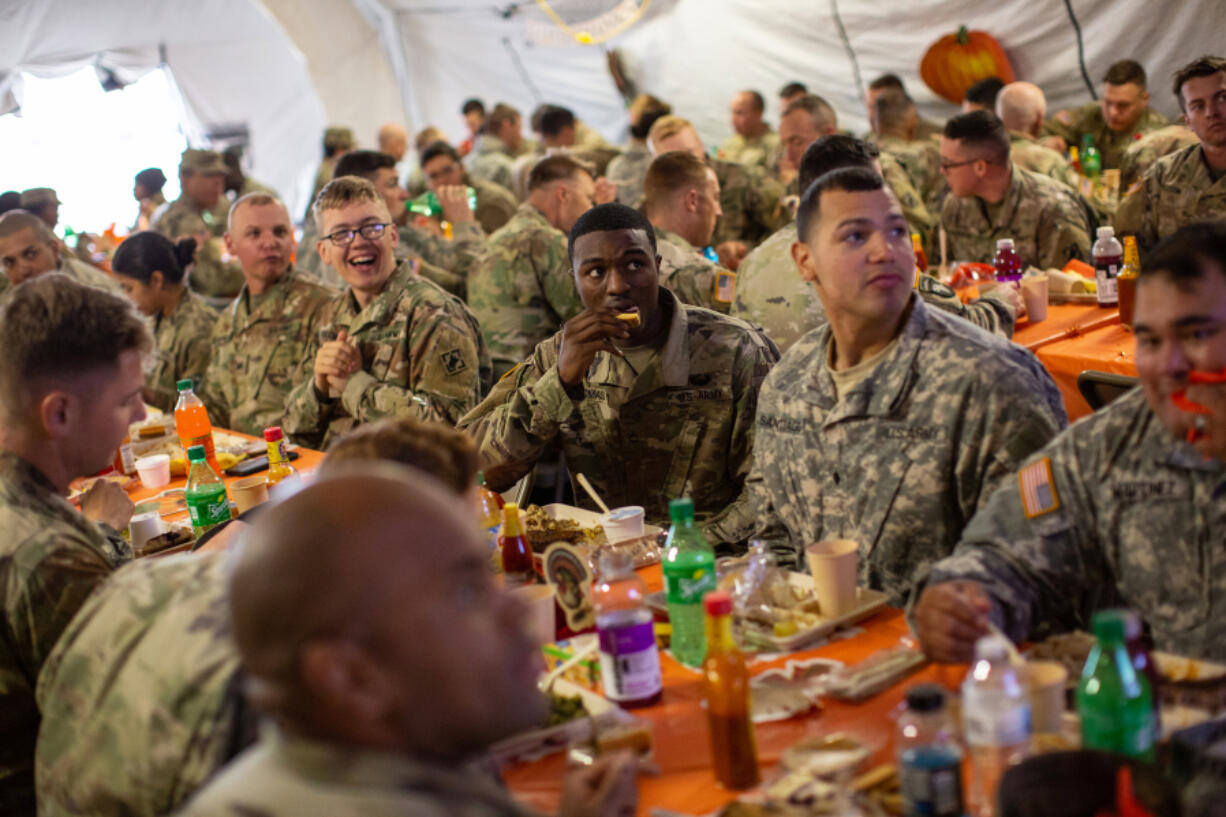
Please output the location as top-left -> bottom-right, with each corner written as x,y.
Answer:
499,502 -> 535,587
476,472 -> 504,572
912,232 -> 928,274
898,684 -> 964,817
174,379 -> 220,474
113,434 -> 135,476
263,426 -> 296,486
594,548 -> 662,707
701,590 -> 760,790
1118,235 -> 1141,329
184,444 -> 231,539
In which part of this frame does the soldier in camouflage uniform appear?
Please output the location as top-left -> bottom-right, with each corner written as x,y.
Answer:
304,126 -> 354,221
1008,131 -> 1079,189
718,90 -> 783,171
466,103 -> 534,192
871,89 -> 949,219
198,196 -> 336,436
940,111 -> 1091,269
643,151 -> 736,313
912,223 -> 1226,664
1042,60 -> 1169,170
1115,57 -> 1226,251
419,140 -> 519,234
746,169 -> 1065,601
0,210 -> 124,297
461,203 -> 780,546
283,177 -> 488,448
607,94 -> 673,209
110,231 -> 216,412
1117,124 -> 1200,192
0,276 -> 149,815
467,155 -> 595,380
733,136 -> 1016,353
153,149 -> 244,299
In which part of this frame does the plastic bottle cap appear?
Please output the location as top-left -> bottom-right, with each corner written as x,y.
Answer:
176,379 -> 193,391
263,427 -> 283,442
1091,609 -> 1127,643
905,683 -> 946,712
186,444 -> 207,461
996,238 -> 1014,250
1097,226 -> 1115,239
668,497 -> 695,521
703,590 -> 732,616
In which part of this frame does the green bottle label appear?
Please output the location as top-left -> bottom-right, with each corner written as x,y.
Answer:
664,564 -> 717,604
186,485 -> 230,528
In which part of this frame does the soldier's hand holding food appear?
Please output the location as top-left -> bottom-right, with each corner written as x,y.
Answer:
79,478 -> 136,532
556,309 -> 634,391
313,329 -> 362,397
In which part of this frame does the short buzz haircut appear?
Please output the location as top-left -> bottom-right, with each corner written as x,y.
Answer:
567,202 -> 657,264
943,110 -> 1011,165
332,150 -> 397,183
798,135 -> 880,195
312,175 -> 386,231
420,140 -> 461,168
964,76 -> 1005,108
1173,55 -> 1226,111
1104,59 -> 1147,89
783,93 -> 839,133
538,105 -> 576,139
0,209 -> 56,244
628,94 -> 672,141
646,114 -> 695,147
527,154 -> 593,193
779,81 -> 808,99
740,90 -> 765,113
873,87 -> 915,131
461,98 -> 485,116
0,273 -> 152,422
796,167 -> 886,244
1141,222 -> 1226,286
642,151 -> 713,216
485,103 -> 520,134
323,416 -> 479,496
227,192 -> 287,232
869,73 -> 906,92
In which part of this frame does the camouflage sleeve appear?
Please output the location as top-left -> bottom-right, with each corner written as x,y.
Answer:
339,303 -> 485,427
410,255 -> 465,299
745,167 -> 790,239
913,436 -> 1106,643
457,345 -> 573,492
1113,175 -> 1158,251
197,320 -> 232,430
700,329 -> 781,545
881,158 -> 938,253
281,331 -> 335,448
741,454 -> 799,570
1036,195 -> 1092,269
176,334 -> 213,404
398,221 -> 486,278
537,231 -> 584,324
917,276 -> 1015,339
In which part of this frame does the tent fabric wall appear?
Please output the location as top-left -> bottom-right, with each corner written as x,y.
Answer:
381,0 -> 1221,151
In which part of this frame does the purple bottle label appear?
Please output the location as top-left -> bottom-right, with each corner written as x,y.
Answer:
597,619 -> 661,701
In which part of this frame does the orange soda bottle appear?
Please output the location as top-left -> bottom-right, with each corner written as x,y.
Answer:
174,379 -> 220,474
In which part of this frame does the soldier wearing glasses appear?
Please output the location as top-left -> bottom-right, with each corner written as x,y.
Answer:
939,111 -> 1092,270
284,177 -> 490,448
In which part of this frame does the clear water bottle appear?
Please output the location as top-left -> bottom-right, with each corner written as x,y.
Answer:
662,498 -> 716,667
1092,226 -> 1123,307
962,635 -> 1031,817
594,548 -> 662,707
898,684 -> 964,817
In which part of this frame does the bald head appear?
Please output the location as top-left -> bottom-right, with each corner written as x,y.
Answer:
377,123 -> 408,161
996,82 -> 1047,137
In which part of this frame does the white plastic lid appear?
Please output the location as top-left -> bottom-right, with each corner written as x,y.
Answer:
973,634 -> 1009,662
996,238 -> 1014,249
1097,226 -> 1115,238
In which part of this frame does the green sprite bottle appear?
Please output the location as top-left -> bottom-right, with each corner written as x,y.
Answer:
184,444 -> 231,539
1076,609 -> 1156,761
662,498 -> 717,667
1081,134 -> 1102,180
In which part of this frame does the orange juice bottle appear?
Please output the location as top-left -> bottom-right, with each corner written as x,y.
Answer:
174,379 -> 220,474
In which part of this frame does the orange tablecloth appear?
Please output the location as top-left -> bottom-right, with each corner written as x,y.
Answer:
1035,323 -> 1137,421
505,563 -> 966,816
1012,302 -> 1119,352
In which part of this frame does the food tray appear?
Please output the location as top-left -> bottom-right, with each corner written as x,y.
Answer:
489,678 -> 633,763
1047,291 -> 1100,304
739,575 -> 890,652
535,503 -> 662,567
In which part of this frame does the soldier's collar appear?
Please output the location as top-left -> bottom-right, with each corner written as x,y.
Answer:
656,290 -> 690,387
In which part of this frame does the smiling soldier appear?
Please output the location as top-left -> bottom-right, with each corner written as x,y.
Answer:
460,202 -> 779,548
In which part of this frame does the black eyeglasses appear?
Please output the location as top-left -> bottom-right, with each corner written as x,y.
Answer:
324,222 -> 390,246
939,157 -> 993,171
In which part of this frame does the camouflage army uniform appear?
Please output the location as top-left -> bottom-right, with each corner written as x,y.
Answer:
1008,130 -> 1079,189
718,130 -> 783,172
153,200 -> 244,298
467,202 -> 582,380
179,726 -> 538,817
941,166 -> 1092,269
654,226 -> 734,313
876,134 -> 947,219
1117,125 -> 1200,193
731,223 -> 1016,353
466,134 -> 517,192
283,261 -> 490,448
711,158 -> 790,248
35,552 -> 251,817
145,291 -> 217,412
1114,144 -> 1226,252
1042,102 -> 1169,170
397,218 -> 485,284
460,290 -> 780,545
470,175 -> 519,234
0,452 -> 131,814
61,254 -> 124,295
291,218 -> 346,290
198,268 -> 336,436
746,295 -> 1066,599
606,141 -> 653,208
920,387 -> 1226,661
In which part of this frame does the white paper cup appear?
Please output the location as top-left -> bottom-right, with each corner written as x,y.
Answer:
230,475 -> 270,515
513,584 -> 557,645
805,539 -> 859,618
134,454 -> 171,489
128,510 -> 163,554
1026,660 -> 1068,734
601,506 -> 645,544
1021,275 -> 1049,322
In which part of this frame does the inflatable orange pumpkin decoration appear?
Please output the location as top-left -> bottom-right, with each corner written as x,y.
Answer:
920,26 -> 1015,104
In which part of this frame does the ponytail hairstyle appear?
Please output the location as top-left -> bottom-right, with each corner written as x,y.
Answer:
111,230 -> 196,286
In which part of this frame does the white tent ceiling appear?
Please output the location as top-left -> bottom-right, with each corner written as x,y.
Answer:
2,0 -> 1222,219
